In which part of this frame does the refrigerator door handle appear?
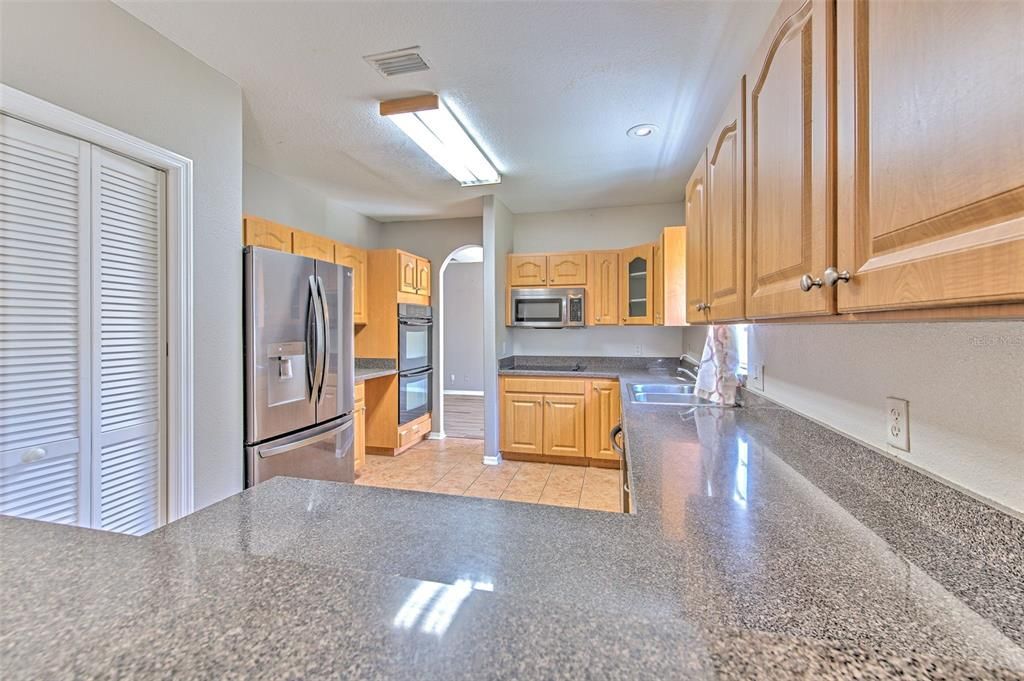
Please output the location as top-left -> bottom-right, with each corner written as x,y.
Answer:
257,417 -> 354,458
307,275 -> 324,404
315,275 -> 330,404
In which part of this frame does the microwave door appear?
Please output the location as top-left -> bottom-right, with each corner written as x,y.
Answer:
245,247 -> 317,444
515,297 -> 565,327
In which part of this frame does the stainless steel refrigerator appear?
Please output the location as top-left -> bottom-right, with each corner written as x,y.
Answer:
243,246 -> 355,487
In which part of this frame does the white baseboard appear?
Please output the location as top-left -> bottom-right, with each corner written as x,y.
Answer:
427,431 -> 446,440
483,453 -> 503,466
444,390 -> 484,396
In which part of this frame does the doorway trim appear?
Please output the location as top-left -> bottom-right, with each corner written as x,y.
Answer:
1,84 -> 195,522
435,244 -> 484,441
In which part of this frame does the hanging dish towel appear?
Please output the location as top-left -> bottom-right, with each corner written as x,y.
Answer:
695,325 -> 740,406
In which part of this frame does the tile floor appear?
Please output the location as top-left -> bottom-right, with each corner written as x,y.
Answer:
355,437 -> 621,512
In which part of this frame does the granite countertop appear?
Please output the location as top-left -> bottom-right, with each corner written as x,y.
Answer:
2,357 -> 1022,679
355,358 -> 397,383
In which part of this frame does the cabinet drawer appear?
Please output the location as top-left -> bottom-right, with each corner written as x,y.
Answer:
399,415 -> 431,448
502,376 -> 585,395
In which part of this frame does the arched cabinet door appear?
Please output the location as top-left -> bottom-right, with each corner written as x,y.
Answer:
836,0 -> 1024,313
620,244 -> 654,325
745,0 -> 835,319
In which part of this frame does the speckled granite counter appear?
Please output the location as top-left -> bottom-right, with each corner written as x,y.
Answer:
355,358 -> 397,383
3,357 -> 1022,679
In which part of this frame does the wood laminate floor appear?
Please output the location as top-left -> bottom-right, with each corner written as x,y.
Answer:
442,394 -> 484,439
355,438 -> 621,512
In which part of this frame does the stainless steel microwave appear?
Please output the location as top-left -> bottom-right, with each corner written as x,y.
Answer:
510,287 -> 585,328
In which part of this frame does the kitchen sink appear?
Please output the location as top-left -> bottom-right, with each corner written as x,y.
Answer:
628,383 -> 713,405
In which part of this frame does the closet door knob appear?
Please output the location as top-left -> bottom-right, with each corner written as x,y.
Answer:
799,274 -> 823,292
824,267 -> 851,287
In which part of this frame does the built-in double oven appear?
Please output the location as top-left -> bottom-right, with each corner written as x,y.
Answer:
398,303 -> 432,425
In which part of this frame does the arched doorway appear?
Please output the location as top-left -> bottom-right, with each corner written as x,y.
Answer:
436,244 -> 484,439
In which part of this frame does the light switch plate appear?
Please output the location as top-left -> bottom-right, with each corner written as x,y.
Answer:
886,397 -> 910,452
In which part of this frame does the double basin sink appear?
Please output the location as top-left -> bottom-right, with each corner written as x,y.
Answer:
629,382 -> 713,406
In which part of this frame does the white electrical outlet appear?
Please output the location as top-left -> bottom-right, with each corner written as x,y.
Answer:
634,344 -> 643,356
886,397 -> 910,452
750,364 -> 765,391
450,373 -> 455,383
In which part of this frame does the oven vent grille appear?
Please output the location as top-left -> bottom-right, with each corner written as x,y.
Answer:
364,47 -> 430,78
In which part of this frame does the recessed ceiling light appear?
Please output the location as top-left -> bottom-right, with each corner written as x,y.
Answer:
380,94 -> 500,187
627,124 -> 658,138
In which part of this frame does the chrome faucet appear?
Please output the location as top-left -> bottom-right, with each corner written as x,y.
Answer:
676,355 -> 700,382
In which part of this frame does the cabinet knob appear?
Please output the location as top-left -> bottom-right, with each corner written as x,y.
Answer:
695,302 -> 706,311
799,274 -> 823,292
824,267 -> 851,287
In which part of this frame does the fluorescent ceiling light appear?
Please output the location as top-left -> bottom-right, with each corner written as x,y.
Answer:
381,94 -> 500,187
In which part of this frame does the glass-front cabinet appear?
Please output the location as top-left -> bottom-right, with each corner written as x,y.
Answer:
620,244 -> 654,324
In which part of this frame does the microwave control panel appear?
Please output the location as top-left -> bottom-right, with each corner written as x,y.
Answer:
568,296 -> 584,323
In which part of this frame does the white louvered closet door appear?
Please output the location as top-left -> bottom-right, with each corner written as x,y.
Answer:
0,114 -> 165,535
0,114 -> 91,526
91,148 -> 164,535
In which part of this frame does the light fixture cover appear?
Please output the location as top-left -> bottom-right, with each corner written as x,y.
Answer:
381,95 -> 500,187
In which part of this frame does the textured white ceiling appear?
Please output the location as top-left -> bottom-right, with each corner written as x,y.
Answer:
115,0 -> 778,222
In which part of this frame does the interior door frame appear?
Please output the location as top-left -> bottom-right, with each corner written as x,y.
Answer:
0,83 -> 195,523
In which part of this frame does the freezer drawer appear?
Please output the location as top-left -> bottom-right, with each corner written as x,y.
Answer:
245,416 -> 355,488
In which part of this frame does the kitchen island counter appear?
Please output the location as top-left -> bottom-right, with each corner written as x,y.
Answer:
2,360 -> 1022,679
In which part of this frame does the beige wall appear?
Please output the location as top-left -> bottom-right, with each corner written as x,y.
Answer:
748,321 -> 1024,515
1,0 -> 244,510
511,202 -> 687,357
244,162 -> 380,248
443,263 -> 485,392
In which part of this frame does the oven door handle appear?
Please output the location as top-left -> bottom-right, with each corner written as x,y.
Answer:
399,319 -> 432,326
400,367 -> 433,378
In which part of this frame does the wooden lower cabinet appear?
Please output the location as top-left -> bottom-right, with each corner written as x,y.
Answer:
500,376 -> 620,467
354,382 -> 366,471
542,395 -> 586,458
501,393 -> 545,455
586,380 -> 621,464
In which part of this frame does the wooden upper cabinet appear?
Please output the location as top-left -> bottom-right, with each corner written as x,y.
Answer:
398,251 -> 419,294
835,0 -> 1024,313
547,253 -> 587,286
587,252 -> 619,325
543,394 -> 586,458
745,0 -> 834,319
416,257 -> 431,296
501,392 -> 544,455
507,254 -> 548,286
243,215 -> 292,252
586,380 -> 621,462
293,230 -> 335,262
335,244 -> 368,325
660,226 -> 688,326
706,81 -> 747,323
620,244 -> 654,325
652,239 -> 664,325
685,154 -> 709,323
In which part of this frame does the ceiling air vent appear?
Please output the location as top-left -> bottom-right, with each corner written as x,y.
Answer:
364,47 -> 430,78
